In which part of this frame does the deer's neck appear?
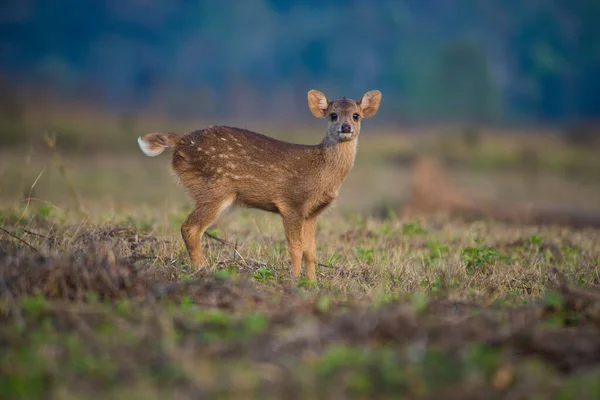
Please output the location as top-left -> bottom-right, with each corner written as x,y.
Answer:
319,137 -> 358,182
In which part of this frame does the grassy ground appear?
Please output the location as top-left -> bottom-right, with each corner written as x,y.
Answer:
1,109 -> 600,399
1,203 -> 600,400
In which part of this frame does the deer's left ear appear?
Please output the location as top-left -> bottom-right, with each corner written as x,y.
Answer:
308,90 -> 330,118
359,90 -> 382,118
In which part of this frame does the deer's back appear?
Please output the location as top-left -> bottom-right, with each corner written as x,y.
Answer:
171,126 -> 332,213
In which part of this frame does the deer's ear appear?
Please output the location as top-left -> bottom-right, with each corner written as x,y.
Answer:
359,90 -> 382,118
307,90 -> 329,118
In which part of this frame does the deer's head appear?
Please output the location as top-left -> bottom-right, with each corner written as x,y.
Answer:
308,89 -> 382,143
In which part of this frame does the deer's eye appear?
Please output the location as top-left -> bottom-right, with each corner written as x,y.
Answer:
330,113 -> 338,122
353,113 -> 360,121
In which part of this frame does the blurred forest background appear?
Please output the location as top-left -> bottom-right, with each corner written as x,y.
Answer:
1,0 -> 600,124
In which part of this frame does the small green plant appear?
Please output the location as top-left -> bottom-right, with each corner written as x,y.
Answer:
427,241 -> 449,261
380,222 -> 396,236
562,245 -> 581,257
298,276 -> 317,289
544,290 -> 563,309
31,204 -> 52,222
355,246 -> 374,264
214,267 -> 237,280
241,313 -> 268,337
402,222 -> 428,236
462,239 -> 499,275
115,299 -> 132,316
327,252 -> 343,265
21,294 -> 49,315
528,235 -> 543,246
206,227 -> 222,237
252,266 -> 275,282
179,295 -> 194,310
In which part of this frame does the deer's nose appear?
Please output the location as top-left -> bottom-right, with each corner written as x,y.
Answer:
340,123 -> 352,133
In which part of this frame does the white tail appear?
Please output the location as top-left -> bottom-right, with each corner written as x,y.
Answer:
137,136 -> 164,157
137,133 -> 180,157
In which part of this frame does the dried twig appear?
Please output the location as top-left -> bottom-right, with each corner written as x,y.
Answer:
0,226 -> 39,252
14,166 -> 46,229
203,231 -> 231,245
22,228 -> 49,239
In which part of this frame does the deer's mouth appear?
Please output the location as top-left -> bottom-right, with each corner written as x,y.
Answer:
337,131 -> 354,141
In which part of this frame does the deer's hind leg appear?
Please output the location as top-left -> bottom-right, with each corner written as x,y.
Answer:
181,193 -> 235,268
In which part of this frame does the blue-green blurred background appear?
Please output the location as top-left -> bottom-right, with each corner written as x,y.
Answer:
1,0 -> 599,123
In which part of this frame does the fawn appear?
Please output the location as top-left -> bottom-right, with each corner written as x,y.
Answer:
137,89 -> 381,280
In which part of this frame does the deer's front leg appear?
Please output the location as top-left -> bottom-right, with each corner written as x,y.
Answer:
281,213 -> 304,279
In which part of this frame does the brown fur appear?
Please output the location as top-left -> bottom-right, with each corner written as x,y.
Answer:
138,90 -> 381,280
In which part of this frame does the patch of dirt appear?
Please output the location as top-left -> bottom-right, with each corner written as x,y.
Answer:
0,251 -> 279,314
0,252 -> 153,301
403,156 -> 600,229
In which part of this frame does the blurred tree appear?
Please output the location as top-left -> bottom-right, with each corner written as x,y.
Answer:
434,39 -> 499,123
0,0 -> 599,123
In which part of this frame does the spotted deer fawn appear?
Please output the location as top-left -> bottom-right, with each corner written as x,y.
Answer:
137,90 -> 381,280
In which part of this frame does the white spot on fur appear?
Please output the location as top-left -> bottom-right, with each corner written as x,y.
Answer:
197,147 -> 202,151
210,147 -> 216,151
190,140 -> 195,145
216,167 -> 223,173
137,137 -> 164,157
227,146 -> 232,151
220,137 -> 227,141
216,195 -> 235,217
226,162 -> 235,169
